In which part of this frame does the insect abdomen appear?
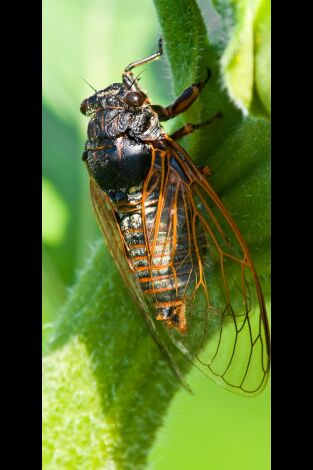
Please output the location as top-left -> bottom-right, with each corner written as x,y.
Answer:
117,189 -> 194,333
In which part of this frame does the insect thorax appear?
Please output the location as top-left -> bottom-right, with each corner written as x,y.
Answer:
84,135 -> 152,201
83,100 -> 164,201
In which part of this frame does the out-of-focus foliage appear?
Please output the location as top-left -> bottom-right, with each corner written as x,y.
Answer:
212,0 -> 271,117
43,0 -> 270,469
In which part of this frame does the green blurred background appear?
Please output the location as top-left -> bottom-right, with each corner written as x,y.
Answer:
43,0 -> 270,468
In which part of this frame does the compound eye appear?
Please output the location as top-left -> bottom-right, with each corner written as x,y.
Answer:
123,91 -> 145,107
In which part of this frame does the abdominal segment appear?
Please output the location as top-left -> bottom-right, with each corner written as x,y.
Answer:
116,186 -> 198,334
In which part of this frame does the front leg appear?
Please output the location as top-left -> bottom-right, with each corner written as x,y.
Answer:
122,39 -> 163,96
151,69 -> 211,121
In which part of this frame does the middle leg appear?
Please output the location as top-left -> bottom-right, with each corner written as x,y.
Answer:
169,112 -> 223,141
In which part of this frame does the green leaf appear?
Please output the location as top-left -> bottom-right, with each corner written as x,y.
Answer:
43,0 -> 270,467
212,0 -> 271,118
253,0 -> 271,116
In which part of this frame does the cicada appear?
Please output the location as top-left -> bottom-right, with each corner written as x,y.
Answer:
80,39 -> 270,396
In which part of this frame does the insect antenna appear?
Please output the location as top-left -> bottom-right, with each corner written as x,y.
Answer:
80,77 -> 98,93
128,69 -> 146,90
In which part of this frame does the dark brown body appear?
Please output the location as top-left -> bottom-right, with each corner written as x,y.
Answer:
81,43 -> 211,333
83,104 -> 199,333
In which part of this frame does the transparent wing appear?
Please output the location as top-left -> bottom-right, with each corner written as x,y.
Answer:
141,142 -> 270,396
89,177 -> 191,390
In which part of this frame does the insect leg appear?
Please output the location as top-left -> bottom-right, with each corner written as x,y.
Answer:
151,69 -> 212,121
169,112 -> 223,141
123,38 -> 163,92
